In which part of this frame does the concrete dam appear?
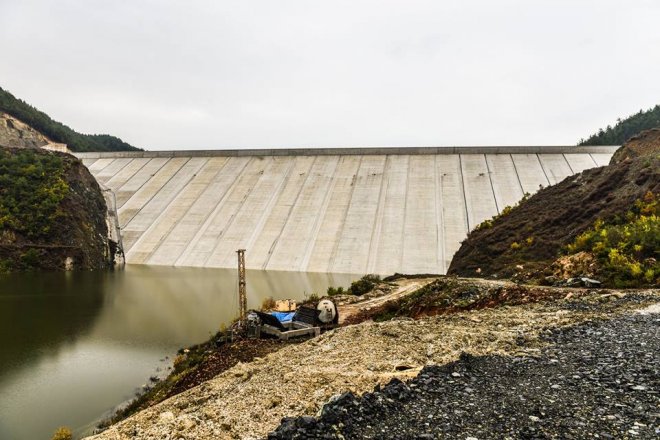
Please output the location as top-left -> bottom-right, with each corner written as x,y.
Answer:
77,146 -> 617,275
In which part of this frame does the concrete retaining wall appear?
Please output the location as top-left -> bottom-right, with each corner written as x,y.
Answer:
79,146 -> 617,275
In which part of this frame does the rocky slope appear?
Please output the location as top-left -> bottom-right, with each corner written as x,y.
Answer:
610,127 -> 660,164
0,112 -> 61,150
448,130 -> 659,285
0,145 -> 119,271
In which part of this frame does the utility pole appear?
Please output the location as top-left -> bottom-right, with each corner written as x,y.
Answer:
237,249 -> 247,322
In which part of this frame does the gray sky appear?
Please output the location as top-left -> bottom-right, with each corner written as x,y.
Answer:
1,0 -> 659,150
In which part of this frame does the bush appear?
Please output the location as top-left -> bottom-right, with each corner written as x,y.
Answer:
565,192 -> 659,287
474,218 -> 493,232
327,286 -> 345,296
471,193 -> 530,234
509,236 -> 534,252
348,274 -> 381,296
20,249 -> 40,268
0,258 -> 13,273
260,296 -> 276,311
51,427 -> 72,440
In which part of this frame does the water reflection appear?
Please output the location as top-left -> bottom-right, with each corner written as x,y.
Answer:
0,271 -> 106,377
0,265 -> 358,440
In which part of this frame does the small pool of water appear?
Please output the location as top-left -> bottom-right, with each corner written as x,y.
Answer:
0,265 -> 358,440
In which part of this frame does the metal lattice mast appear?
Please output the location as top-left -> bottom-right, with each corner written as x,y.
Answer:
237,249 -> 247,321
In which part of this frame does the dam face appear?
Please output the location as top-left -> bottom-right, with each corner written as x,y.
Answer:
77,146 -> 617,275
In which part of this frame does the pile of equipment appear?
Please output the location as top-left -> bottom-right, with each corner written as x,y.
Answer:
246,299 -> 339,340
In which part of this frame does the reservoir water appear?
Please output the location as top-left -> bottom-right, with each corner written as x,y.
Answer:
0,265 -> 358,440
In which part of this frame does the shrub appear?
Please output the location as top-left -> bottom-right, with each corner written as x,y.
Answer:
501,205 -> 514,216
0,259 -> 12,273
260,296 -> 276,311
471,193 -> 531,234
565,191 -> 659,287
348,274 -> 381,296
327,286 -> 345,296
51,427 -> 72,440
20,248 -> 40,268
474,218 -> 493,232
510,236 -> 534,252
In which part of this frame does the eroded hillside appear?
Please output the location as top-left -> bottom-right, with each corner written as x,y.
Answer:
449,130 -> 659,287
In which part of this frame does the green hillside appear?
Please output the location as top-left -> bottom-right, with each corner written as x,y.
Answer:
579,105 -> 660,146
0,86 -> 141,152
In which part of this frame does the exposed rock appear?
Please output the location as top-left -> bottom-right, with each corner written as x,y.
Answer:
549,251 -> 598,280
610,128 -> 660,164
0,112 -> 67,151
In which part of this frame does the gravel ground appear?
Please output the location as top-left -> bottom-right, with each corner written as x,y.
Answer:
86,292 -> 657,440
269,308 -> 659,439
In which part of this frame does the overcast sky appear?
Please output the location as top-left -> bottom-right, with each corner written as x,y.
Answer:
1,0 -> 659,150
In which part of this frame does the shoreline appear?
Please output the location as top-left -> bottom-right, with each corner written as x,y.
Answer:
86,276 -> 659,439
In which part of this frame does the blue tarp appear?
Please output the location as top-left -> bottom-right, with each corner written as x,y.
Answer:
270,311 -> 295,323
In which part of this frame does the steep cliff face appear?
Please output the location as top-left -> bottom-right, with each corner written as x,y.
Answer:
0,145 -> 119,272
